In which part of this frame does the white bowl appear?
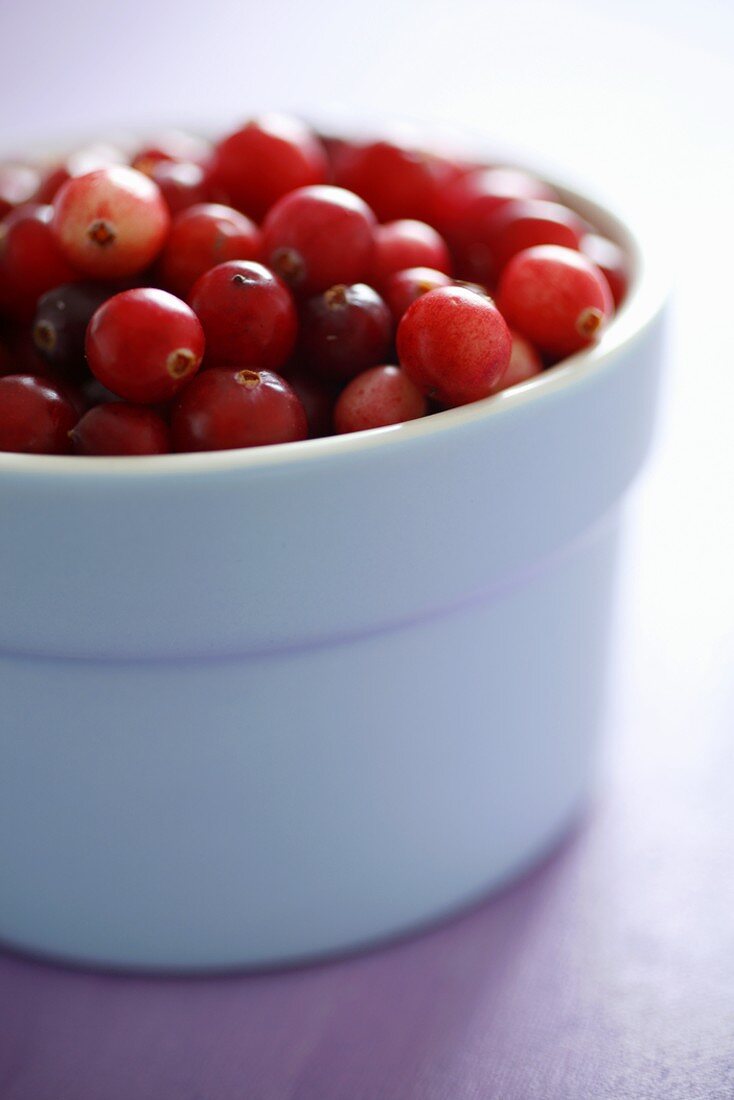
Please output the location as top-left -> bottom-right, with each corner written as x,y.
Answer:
0,168 -> 666,970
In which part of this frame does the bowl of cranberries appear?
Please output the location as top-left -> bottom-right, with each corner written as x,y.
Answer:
0,116 -> 665,970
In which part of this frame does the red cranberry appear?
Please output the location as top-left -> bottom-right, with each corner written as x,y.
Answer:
436,166 -> 556,246
262,185 -> 376,296
0,374 -> 77,453
159,203 -> 261,298
300,283 -> 392,383
51,166 -> 170,278
333,139 -> 455,223
279,363 -> 338,438
396,286 -> 511,406
70,402 -> 171,455
497,245 -> 613,359
0,204 -> 79,320
484,199 -> 584,277
372,220 -> 451,287
209,115 -> 327,221
580,233 -> 628,307
188,260 -> 296,371
171,368 -> 307,451
0,163 -> 41,218
33,281 -> 114,377
36,144 -> 128,203
147,160 -> 209,216
334,365 -> 427,433
86,288 -> 204,403
488,331 -> 543,394
383,266 -> 454,324
131,130 -> 211,174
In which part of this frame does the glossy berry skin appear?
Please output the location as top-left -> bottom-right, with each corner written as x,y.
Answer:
171,368 -> 307,452
51,167 -> 170,278
497,245 -> 614,359
580,233 -> 628,307
86,288 -> 204,403
0,163 -> 40,218
484,199 -> 584,275
33,281 -> 113,377
383,266 -> 454,324
262,185 -> 376,296
0,374 -> 77,453
334,365 -> 427,434
0,204 -> 79,320
188,260 -> 296,371
372,220 -> 451,287
209,115 -> 327,221
396,286 -> 511,407
70,402 -> 171,455
488,330 -> 543,395
333,140 -> 455,223
159,203 -> 261,298
300,283 -> 392,383
148,160 -> 209,216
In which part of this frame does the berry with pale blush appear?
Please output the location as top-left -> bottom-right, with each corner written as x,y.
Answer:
334,365 -> 427,434
488,331 -> 543,394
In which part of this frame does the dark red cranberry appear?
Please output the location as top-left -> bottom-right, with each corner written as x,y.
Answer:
0,163 -> 41,218
300,283 -> 392,383
580,233 -> 628,307
159,203 -> 261,298
209,115 -> 327,220
333,139 -> 455,223
131,130 -> 212,174
147,160 -> 209,216
372,220 -> 451,288
188,260 -> 297,371
0,373 -> 77,453
383,266 -> 454,324
51,167 -> 170,278
33,282 -> 113,378
0,204 -> 79,320
396,286 -> 511,406
262,185 -> 376,296
334,365 -> 427,433
70,402 -> 171,455
171,368 -> 307,451
488,331 -> 543,394
86,288 -> 204,403
497,245 -> 613,359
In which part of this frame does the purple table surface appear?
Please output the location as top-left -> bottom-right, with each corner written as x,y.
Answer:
2,1 -> 734,1096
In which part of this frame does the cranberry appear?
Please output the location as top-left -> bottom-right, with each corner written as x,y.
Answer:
383,266 -> 454,324
372,220 -> 451,287
497,245 -> 613,359
488,331 -> 543,394
262,185 -> 376,296
70,402 -> 171,455
0,204 -> 79,320
580,233 -> 628,307
33,281 -> 113,377
131,130 -> 211,174
396,286 -> 511,406
159,203 -> 261,298
86,288 -> 204,403
171,368 -> 307,451
484,199 -> 584,276
188,260 -> 296,371
51,166 -> 170,278
334,365 -> 427,434
209,115 -> 327,221
279,363 -> 338,438
0,163 -> 41,218
147,160 -> 209,216
0,374 -> 77,453
436,166 -> 556,240
333,139 -> 455,223
300,283 -> 392,383
36,144 -> 128,204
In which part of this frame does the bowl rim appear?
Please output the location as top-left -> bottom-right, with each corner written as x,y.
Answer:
0,151 -> 667,479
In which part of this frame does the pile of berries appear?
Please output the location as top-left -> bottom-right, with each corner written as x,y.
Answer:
0,116 -> 628,456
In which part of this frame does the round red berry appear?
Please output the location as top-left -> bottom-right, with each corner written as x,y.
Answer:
300,283 -> 392,383
86,288 -> 204,403
159,203 -> 261,298
262,185 -> 376,296
333,139 -> 455,223
0,374 -> 77,453
171,368 -> 307,451
70,402 -> 171,455
209,115 -> 327,221
485,199 -> 584,275
580,233 -> 628,307
0,203 -> 79,320
188,260 -> 296,371
497,245 -> 613,359
334,365 -> 428,434
396,286 -> 511,406
383,266 -> 454,324
147,160 -> 209,216
372,220 -> 451,287
488,331 -> 543,394
51,166 -> 170,278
